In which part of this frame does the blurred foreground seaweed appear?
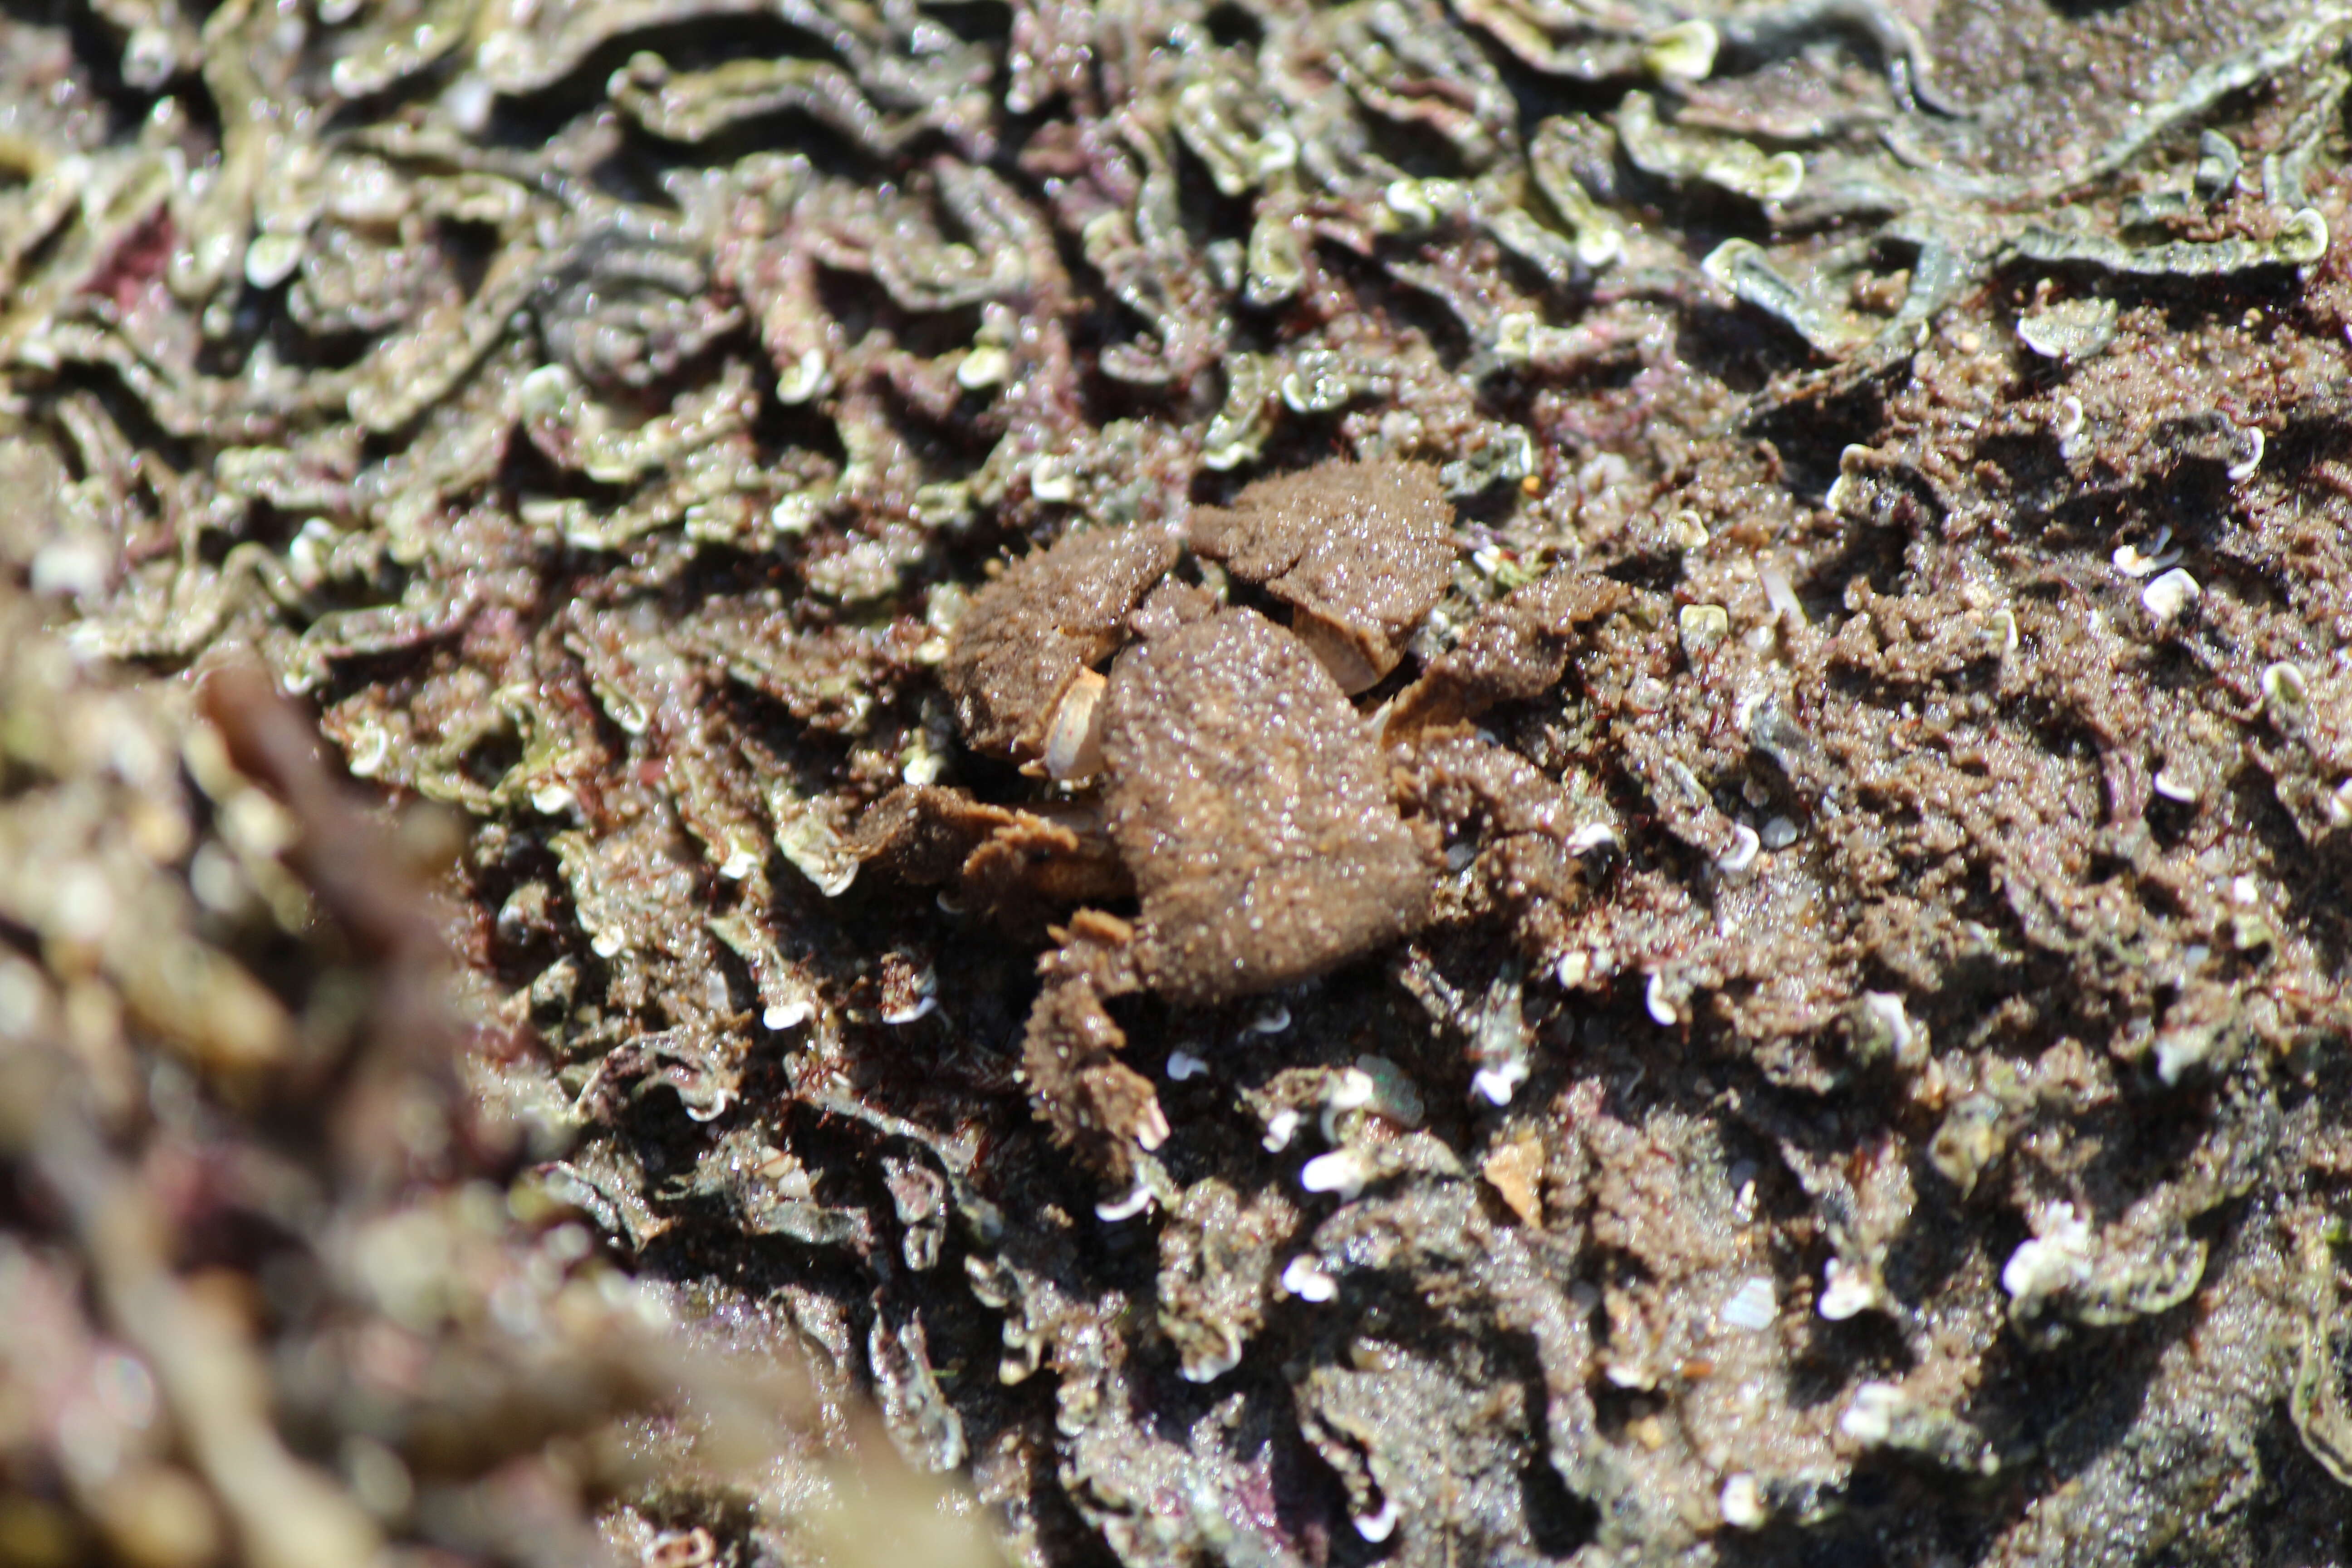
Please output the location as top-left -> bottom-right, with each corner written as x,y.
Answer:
0,598 -> 1000,1564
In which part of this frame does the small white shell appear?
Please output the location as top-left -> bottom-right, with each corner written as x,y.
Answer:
1095,1179 -> 1155,1222
1718,1473 -> 1766,1529
1301,1149 -> 1372,1199
1715,822 -> 1761,876
1818,1258 -> 1879,1322
1643,20 -> 1719,82
2001,1203 -> 2093,1302
776,347 -> 829,404
1567,823 -> 1621,858
1470,1058 -> 1529,1106
1839,1381 -> 1906,1443
1352,1496 -> 1401,1543
1260,1108 -> 1302,1152
957,344 -> 1012,389
2140,568 -> 2200,626
881,994 -> 936,1025
2226,425 -> 2264,481
1178,1326 -> 1244,1384
1645,971 -> 1678,1027
2052,395 -> 2085,443
1678,603 -> 1731,655
2112,525 -> 2177,578
1280,1255 -> 1339,1302
1722,1275 -> 1777,1331
1860,990 -> 1917,1064
2262,661 -> 2308,721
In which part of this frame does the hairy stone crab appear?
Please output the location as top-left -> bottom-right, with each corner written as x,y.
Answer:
855,458 -> 1627,1182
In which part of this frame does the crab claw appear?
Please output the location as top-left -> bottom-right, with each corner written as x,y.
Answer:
1042,668 -> 1109,781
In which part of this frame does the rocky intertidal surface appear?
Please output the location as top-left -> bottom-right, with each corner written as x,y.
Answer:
4,0 -> 2352,1562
